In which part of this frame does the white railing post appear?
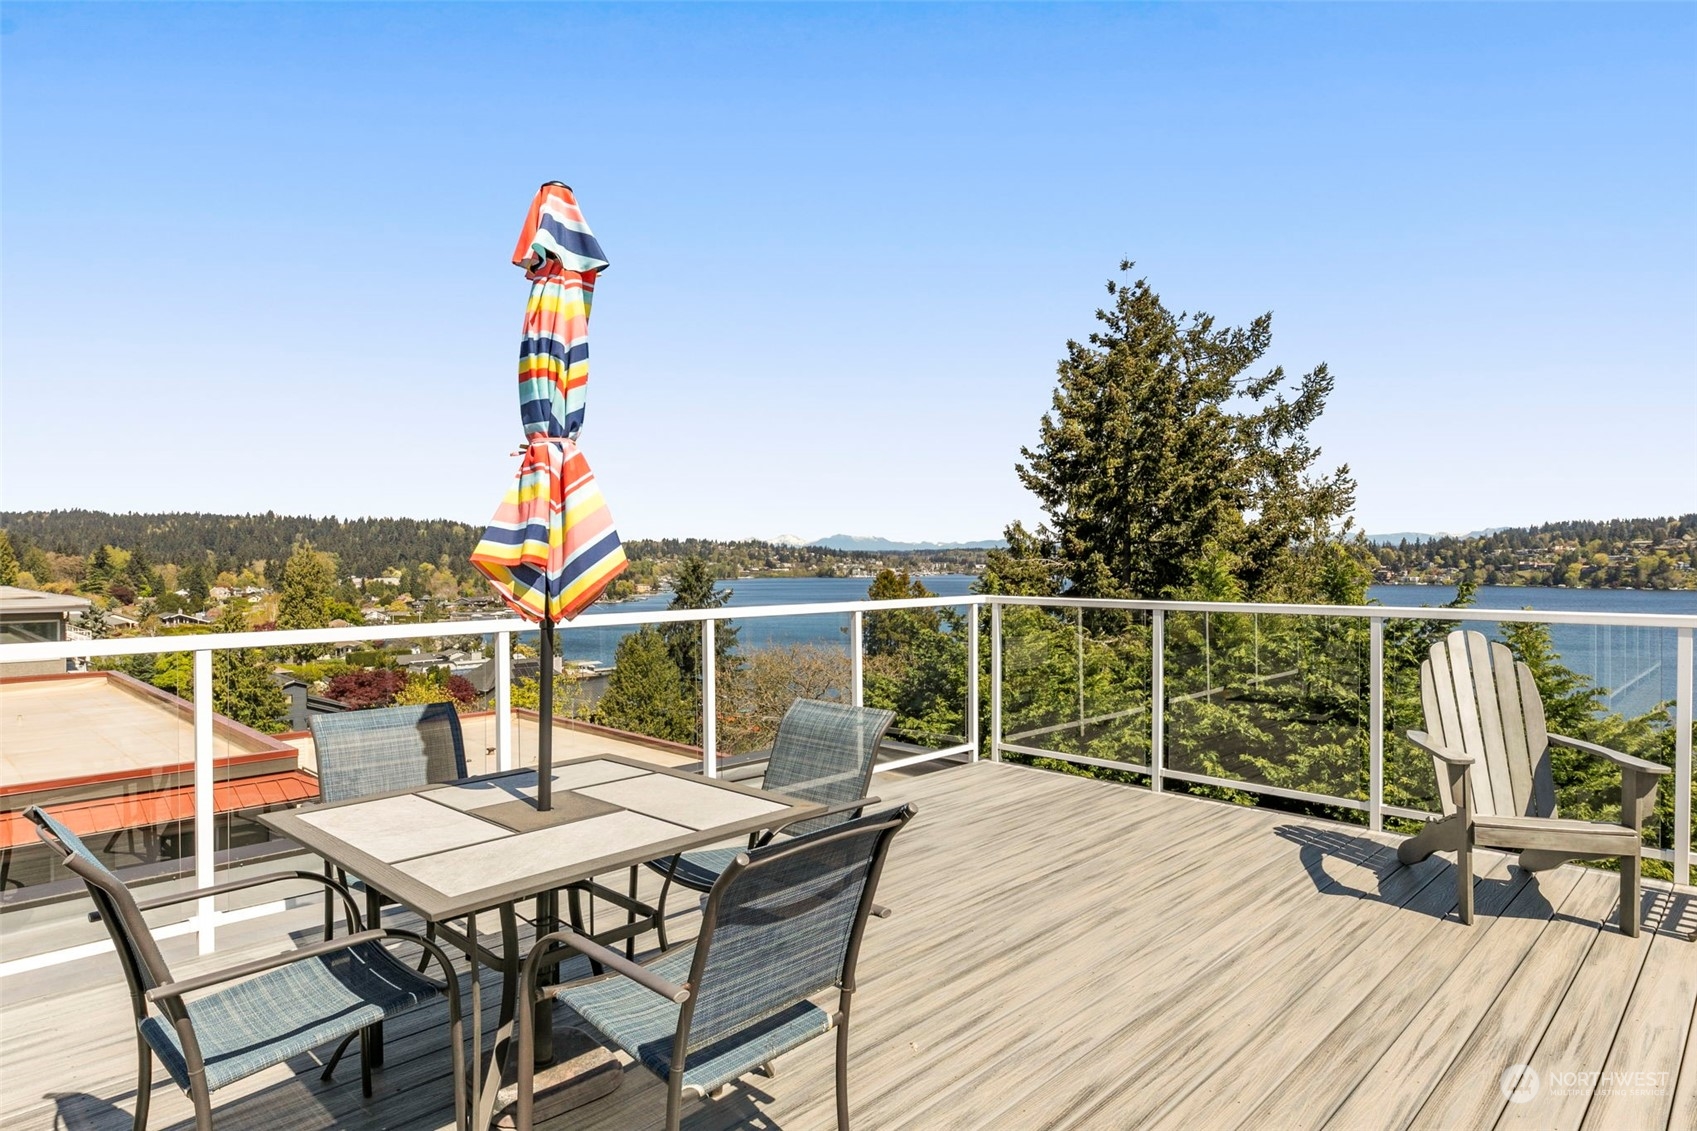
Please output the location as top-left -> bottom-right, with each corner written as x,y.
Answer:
702,619 -> 717,778
192,648 -> 216,955
1150,610 -> 1165,793
1676,627 -> 1692,885
1076,606 -> 1086,738
1369,616 -> 1384,833
850,610 -> 864,708
990,601 -> 1003,762
495,630 -> 513,772
967,602 -> 981,762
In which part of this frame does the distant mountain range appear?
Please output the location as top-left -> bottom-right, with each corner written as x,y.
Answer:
1367,528 -> 1508,545
774,534 -> 1007,553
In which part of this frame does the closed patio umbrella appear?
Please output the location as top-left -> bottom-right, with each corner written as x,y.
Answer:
472,182 -> 628,811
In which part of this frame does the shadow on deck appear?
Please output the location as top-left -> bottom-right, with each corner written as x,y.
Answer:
3,761 -> 1693,1130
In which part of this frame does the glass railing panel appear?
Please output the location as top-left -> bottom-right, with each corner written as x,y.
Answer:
1164,611 -> 1370,812
210,639 -> 320,924
1,658 -> 203,962
1000,604 -> 1153,767
716,614 -> 855,758
862,602 -> 973,756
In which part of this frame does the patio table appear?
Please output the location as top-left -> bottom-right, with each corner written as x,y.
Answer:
260,753 -> 824,1130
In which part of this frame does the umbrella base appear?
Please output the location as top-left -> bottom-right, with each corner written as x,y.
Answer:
492,1025 -> 622,1128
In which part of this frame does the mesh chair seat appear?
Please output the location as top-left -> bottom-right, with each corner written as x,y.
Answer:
140,940 -> 443,1093
649,845 -> 742,895
555,948 -> 831,1097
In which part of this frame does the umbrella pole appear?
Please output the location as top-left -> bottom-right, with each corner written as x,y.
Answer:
535,617 -> 558,1066
538,619 -> 554,811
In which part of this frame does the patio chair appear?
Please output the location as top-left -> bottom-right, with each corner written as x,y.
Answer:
1396,629 -> 1670,936
23,806 -> 466,1131
308,702 -> 469,1070
309,702 -> 468,939
518,804 -> 917,1131
638,699 -> 895,951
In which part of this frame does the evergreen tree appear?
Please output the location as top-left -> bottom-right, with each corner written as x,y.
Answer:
277,543 -> 336,631
1014,262 -> 1356,600
864,568 -> 941,657
0,531 -> 17,586
210,603 -> 289,733
88,545 -> 116,591
182,558 -> 213,608
596,628 -> 696,744
660,556 -> 739,692
83,601 -> 112,639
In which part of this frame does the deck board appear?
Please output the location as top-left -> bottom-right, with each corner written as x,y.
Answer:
1,760 -> 1691,1130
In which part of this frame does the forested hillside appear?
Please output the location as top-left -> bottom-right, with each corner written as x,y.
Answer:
0,511 -> 988,594
0,510 -> 480,579
1371,514 -> 1696,589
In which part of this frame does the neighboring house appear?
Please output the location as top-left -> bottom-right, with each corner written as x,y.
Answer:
1,586 -> 93,675
158,611 -> 213,627
272,675 -> 349,733
463,655 -> 541,699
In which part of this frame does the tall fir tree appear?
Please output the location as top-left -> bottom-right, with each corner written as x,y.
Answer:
0,531 -> 17,587
1010,262 -> 1357,601
277,543 -> 336,631
660,556 -> 739,693
596,627 -> 697,744
211,602 -> 289,733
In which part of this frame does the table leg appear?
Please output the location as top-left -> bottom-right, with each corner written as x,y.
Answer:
533,891 -> 555,1066
366,885 -> 385,1066
473,903 -> 524,1131
468,910 -> 483,1129
626,866 -> 638,961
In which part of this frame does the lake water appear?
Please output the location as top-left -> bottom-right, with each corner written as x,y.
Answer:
546,578 -> 1694,719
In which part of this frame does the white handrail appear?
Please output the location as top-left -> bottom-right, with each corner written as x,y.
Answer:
0,594 -> 982,663
989,593 -> 1697,629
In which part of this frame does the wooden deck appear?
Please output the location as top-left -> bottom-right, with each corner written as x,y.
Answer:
3,760 -> 1693,1130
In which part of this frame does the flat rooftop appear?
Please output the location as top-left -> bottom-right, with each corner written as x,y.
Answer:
2,760 -> 1692,1130
0,672 -> 295,795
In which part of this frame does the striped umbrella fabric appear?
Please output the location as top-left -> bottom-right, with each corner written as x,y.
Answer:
472,182 -> 627,623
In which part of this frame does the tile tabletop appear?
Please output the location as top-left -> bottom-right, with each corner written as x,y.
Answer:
259,754 -> 824,921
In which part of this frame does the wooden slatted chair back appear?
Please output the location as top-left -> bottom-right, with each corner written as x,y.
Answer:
1419,629 -> 1557,820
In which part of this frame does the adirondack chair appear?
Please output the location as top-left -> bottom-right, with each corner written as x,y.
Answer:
1396,630 -> 1669,936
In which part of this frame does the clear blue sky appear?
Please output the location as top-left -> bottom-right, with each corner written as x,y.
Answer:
3,3 -> 1692,542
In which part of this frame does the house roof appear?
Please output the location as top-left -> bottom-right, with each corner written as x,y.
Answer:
0,671 -> 299,799
0,586 -> 91,616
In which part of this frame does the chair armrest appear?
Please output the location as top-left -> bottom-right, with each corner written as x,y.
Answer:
145,927 -> 442,1002
527,925 -> 690,1004
1546,733 -> 1671,776
1406,731 -> 1473,766
121,870 -> 364,934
